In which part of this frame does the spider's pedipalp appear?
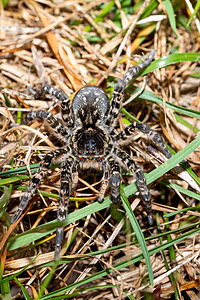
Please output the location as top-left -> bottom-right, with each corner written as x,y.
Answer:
11,148 -> 69,224
114,121 -> 172,159
23,110 -> 69,138
30,85 -> 73,127
106,50 -> 155,130
113,147 -> 153,225
55,156 -> 77,260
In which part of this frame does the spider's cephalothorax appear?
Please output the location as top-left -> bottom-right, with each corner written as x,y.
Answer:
72,86 -> 110,157
11,50 -> 172,260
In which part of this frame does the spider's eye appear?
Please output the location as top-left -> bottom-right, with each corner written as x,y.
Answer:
84,138 -> 97,154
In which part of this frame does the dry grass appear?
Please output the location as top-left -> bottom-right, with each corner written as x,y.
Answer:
0,0 -> 200,299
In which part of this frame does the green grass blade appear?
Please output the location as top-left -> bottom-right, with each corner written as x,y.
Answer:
141,0 -> 159,19
1,0 -> 10,8
164,215 -> 180,299
0,280 -> 12,300
14,278 -> 31,300
125,134 -> 200,197
187,0 -> 200,26
38,260 -> 60,299
0,175 -> 30,186
161,181 -> 200,201
0,186 -> 11,209
0,163 -> 40,177
126,86 -> 200,120
0,185 -> 12,226
0,254 -> 39,283
84,0 -> 115,32
120,186 -> 154,286
158,218 -> 180,299
162,0 -> 178,37
189,71 -> 200,78
141,52 -> 200,76
7,219 -> 70,251
174,113 -> 199,133
164,205 -> 200,218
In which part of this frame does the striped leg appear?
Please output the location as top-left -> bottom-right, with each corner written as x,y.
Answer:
113,147 -> 153,225
106,50 -> 155,130
23,110 -> 68,139
30,85 -> 73,127
55,157 -> 77,260
11,148 -> 69,224
98,160 -> 110,203
71,160 -> 79,191
109,160 -> 121,203
113,122 -> 172,159
98,158 -> 121,204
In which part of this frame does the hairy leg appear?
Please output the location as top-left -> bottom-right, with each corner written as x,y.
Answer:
113,147 -> 153,225
11,148 -> 69,224
109,160 -> 121,204
55,156 -> 77,260
113,121 -> 172,159
98,160 -> 110,203
23,110 -> 69,140
30,85 -> 73,127
106,50 -> 155,130
97,158 -> 121,204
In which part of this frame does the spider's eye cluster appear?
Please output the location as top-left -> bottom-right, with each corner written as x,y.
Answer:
84,138 -> 97,155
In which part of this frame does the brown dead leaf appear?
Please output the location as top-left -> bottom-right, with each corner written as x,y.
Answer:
29,0 -> 83,91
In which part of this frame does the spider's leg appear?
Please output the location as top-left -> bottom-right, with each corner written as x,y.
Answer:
98,157 -> 121,204
23,111 -> 69,140
71,160 -> 79,191
98,159 -> 110,203
30,85 -> 73,127
109,160 -> 121,204
106,50 -> 155,130
55,156 -> 77,260
113,147 -> 153,225
113,122 -> 172,159
11,148 -> 69,224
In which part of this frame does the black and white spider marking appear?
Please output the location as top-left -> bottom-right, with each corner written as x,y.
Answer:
11,50 -> 172,260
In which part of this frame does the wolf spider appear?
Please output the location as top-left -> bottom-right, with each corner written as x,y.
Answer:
11,50 -> 172,260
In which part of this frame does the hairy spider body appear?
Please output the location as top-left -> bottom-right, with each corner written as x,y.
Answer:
11,50 -> 172,260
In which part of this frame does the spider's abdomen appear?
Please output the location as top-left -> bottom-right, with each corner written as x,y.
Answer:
72,86 -> 109,126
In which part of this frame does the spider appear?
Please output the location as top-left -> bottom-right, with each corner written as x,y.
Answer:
11,49 -> 172,260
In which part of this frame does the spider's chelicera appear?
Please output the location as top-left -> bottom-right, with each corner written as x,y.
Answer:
11,50 -> 172,260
